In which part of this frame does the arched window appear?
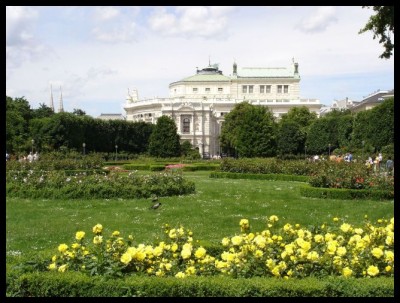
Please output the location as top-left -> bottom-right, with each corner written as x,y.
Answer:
182,117 -> 190,133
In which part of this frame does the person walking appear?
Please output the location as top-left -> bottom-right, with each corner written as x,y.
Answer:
386,157 -> 394,176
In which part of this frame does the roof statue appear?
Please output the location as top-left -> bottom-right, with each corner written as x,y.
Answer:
127,88 -> 139,103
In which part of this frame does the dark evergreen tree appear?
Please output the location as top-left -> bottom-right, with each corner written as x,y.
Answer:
148,116 -> 181,157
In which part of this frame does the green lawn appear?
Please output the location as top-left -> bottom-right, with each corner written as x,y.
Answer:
6,171 -> 394,258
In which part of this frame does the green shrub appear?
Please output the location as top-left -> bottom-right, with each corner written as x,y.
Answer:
299,185 -> 394,200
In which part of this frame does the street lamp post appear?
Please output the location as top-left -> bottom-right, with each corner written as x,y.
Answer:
31,139 -> 35,153
362,140 -> 365,160
82,143 -> 86,155
115,145 -> 118,161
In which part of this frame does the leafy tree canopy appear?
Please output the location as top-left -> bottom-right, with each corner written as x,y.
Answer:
359,6 -> 394,59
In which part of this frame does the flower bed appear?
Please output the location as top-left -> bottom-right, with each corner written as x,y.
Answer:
39,216 -> 393,279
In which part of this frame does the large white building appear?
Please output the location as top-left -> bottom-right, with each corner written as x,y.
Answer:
124,60 -> 321,158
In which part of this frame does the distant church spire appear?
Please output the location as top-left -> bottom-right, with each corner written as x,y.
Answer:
58,86 -> 64,113
49,84 -> 54,111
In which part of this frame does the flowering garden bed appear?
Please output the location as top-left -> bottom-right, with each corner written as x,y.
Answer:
6,216 -> 394,296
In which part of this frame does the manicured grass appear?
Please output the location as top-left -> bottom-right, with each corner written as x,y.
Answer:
6,171 -> 394,258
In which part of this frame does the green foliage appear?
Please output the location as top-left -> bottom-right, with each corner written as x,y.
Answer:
306,117 -> 338,155
300,185 -> 393,200
359,6 -> 394,59
6,271 -> 394,297
6,168 -> 195,200
148,116 -> 181,158
210,172 -> 309,182
219,158 -> 318,176
351,98 -> 394,151
220,102 -> 277,157
277,120 -> 305,155
279,106 -> 317,129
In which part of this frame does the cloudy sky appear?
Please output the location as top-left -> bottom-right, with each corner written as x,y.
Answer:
6,6 -> 394,118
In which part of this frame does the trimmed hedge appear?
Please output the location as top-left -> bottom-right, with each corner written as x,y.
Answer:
64,169 -> 110,176
122,164 -> 151,171
210,172 -> 309,182
299,184 -> 394,200
183,164 -> 220,172
6,271 -> 394,297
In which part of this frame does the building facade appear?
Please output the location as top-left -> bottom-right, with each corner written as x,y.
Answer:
124,60 -> 321,157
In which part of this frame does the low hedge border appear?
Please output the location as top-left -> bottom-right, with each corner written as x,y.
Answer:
6,271 -> 394,297
209,172 -> 309,182
64,169 -> 109,176
122,164 -> 151,171
299,184 -> 394,200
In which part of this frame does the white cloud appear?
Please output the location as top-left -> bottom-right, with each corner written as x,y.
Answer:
93,6 -> 120,21
297,6 -> 338,33
148,6 -> 235,38
6,6 -> 48,73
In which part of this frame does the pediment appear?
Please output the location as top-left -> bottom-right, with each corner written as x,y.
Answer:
176,102 -> 195,111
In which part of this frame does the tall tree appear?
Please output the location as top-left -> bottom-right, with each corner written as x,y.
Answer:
148,116 -> 181,157
359,6 -> 394,59
276,120 -> 305,156
220,102 -> 277,158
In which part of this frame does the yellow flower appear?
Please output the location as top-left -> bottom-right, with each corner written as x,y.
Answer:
164,263 -> 172,271
340,223 -> 352,233
367,265 -> 379,277
314,234 -> 324,243
71,243 -> 81,249
181,248 -> 192,259
48,262 -> 57,270
51,255 -> 57,262
342,267 -> 353,277
283,223 -> 292,232
231,235 -> 243,246
195,247 -> 207,259
75,231 -> 85,241
58,264 -> 68,273
333,217 -> 339,222
371,247 -> 384,259
135,251 -> 146,261
271,266 -> 281,277
221,237 -> 230,246
175,271 -> 186,278
385,266 -> 392,272
185,266 -> 196,275
92,224 -> 103,234
240,219 -> 249,227
354,228 -> 363,235
336,246 -> 347,257
171,243 -> 178,252
120,252 -> 132,265
58,243 -> 68,253
253,235 -> 267,248
254,249 -> 263,258
307,251 -> 319,262
169,229 -> 177,239
93,235 -> 103,245
112,230 -> 120,237
269,215 -> 279,222
384,250 -> 394,262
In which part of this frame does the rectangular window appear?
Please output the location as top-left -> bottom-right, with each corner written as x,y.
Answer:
218,88 -> 223,92
249,85 -> 254,93
266,85 -> 271,93
193,88 -> 198,92
242,86 -> 247,93
277,85 -> 282,94
260,85 -> 265,93
284,85 -> 289,93
205,88 -> 210,92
